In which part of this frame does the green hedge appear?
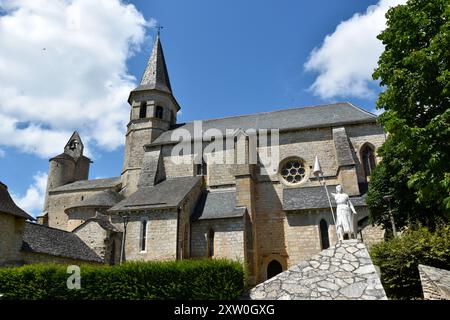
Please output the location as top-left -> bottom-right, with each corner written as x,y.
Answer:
0,259 -> 245,300
370,223 -> 450,300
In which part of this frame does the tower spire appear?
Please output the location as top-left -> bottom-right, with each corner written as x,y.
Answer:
139,33 -> 172,94
123,27 -> 180,196
63,131 -> 84,160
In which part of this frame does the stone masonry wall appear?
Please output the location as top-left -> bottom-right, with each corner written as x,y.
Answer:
47,189 -> 115,230
66,207 -> 98,231
254,182 -> 288,282
0,213 -> 25,266
284,210 -> 338,266
158,122 -> 384,193
346,123 -> 386,184
359,224 -> 385,249
115,211 -> 178,261
191,217 -> 245,261
73,221 -> 109,260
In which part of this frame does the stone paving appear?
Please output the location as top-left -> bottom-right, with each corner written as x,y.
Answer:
250,240 -> 387,300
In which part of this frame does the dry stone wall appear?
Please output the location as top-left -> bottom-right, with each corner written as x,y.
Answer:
419,264 -> 450,300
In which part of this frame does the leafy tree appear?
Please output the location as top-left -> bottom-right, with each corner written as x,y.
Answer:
370,223 -> 450,300
367,0 -> 450,230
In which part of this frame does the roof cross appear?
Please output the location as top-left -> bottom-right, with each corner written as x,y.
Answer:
155,24 -> 163,36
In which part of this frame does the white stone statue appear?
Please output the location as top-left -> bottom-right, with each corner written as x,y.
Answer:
331,185 -> 357,241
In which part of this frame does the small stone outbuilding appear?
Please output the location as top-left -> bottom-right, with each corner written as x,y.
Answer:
0,181 -> 102,266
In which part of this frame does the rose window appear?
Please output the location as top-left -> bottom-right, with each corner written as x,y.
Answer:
281,159 -> 306,184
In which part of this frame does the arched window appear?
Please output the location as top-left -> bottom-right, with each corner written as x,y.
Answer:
139,101 -> 147,119
267,260 -> 282,279
361,144 -> 376,178
155,106 -> 164,119
207,228 -> 214,257
319,219 -> 330,249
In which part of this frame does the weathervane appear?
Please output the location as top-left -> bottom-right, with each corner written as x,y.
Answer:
155,24 -> 163,36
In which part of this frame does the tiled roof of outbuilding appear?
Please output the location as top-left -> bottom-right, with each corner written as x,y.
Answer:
22,222 -> 103,263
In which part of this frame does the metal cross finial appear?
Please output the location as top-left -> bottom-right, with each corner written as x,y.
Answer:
156,24 -> 163,36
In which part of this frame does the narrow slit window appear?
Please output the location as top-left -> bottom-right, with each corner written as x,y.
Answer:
141,220 -> 147,252
207,228 -> 214,257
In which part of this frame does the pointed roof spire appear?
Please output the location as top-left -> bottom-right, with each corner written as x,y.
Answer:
63,131 -> 84,160
139,34 -> 172,94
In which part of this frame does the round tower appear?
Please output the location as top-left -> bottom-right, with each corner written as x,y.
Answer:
47,153 -> 77,190
42,132 -> 91,213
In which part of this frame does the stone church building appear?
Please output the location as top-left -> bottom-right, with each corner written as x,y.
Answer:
5,36 -> 386,284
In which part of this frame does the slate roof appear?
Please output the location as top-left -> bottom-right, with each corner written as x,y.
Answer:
50,153 -> 76,161
109,176 -> 202,212
283,185 -> 367,211
148,102 -> 377,147
21,222 -> 103,263
51,177 -> 121,192
332,127 -> 356,166
137,148 -> 164,188
192,189 -> 246,221
65,190 -> 123,211
0,181 -> 34,220
130,35 -> 172,96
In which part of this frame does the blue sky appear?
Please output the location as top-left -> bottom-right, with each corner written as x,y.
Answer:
0,0 -> 405,216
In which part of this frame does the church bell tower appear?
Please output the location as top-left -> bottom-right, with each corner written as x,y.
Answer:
121,34 -> 180,196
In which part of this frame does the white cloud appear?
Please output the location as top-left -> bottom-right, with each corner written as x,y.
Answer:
304,0 -> 406,100
0,148 -> 5,157
11,171 -> 48,217
0,0 -> 151,158
372,107 -> 385,116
